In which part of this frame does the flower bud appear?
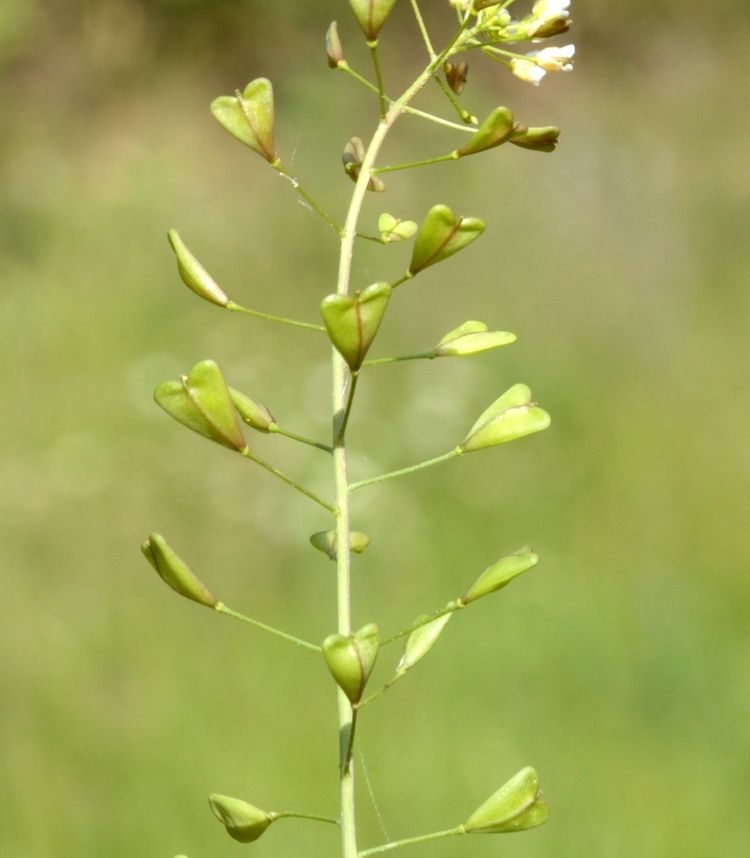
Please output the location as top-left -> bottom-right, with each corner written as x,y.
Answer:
320,282 -> 391,371
409,205 -> 485,275
460,384 -> 550,453
326,21 -> 344,68
433,320 -> 516,357
141,533 -> 218,608
322,623 -> 379,704
210,78 -> 278,164
348,0 -> 398,40
444,61 -> 469,95
462,549 -> 538,604
510,125 -> 560,153
167,230 -> 229,307
378,212 -> 418,243
208,794 -> 275,843
396,613 -> 452,675
154,360 -> 247,452
310,530 -> 371,560
342,137 -> 385,192
464,767 -> 549,834
457,107 -> 515,157
228,387 -> 275,432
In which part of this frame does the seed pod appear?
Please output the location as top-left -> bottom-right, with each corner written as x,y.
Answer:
228,387 -> 275,432
167,230 -> 229,307
433,320 -> 516,357
210,78 -> 277,163
460,384 -> 550,453
342,137 -> 385,192
310,530 -> 371,560
322,623 -> 379,704
378,212 -> 418,243
348,0 -> 398,40
141,533 -> 218,608
326,21 -> 344,68
444,61 -> 469,95
396,612 -> 452,675
464,767 -> 549,834
154,360 -> 247,452
462,549 -> 539,604
409,204 -> 485,275
208,794 -> 275,843
510,125 -> 560,153
457,107 -> 515,157
320,282 -> 391,371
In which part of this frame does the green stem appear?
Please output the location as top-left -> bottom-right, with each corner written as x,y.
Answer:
362,351 -> 433,367
241,448 -> 337,513
276,811 -> 340,825
355,674 -> 403,709
373,152 -> 459,174
368,41 -> 387,119
434,74 -> 477,125
270,424 -> 333,454
411,0 -> 437,60
390,272 -> 413,289
227,301 -> 325,332
335,372 -> 359,447
349,449 -> 461,492
358,826 -> 465,857
274,163 -> 344,237
215,603 -> 321,652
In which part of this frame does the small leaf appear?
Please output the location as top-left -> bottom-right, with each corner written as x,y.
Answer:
310,530 -> 371,560
460,383 -> 550,453
510,125 -> 560,153
228,387 -> 275,432
320,282 -> 391,371
326,21 -> 344,68
342,137 -> 385,192
397,613 -> 452,674
167,230 -> 229,307
208,794 -> 275,843
462,549 -> 539,604
457,107 -> 515,157
322,623 -> 379,704
348,0 -> 398,40
210,78 -> 277,163
433,320 -> 516,357
444,61 -> 469,95
378,212 -> 418,243
409,204 -> 485,275
141,533 -> 218,608
154,360 -> 247,452
464,767 -> 549,834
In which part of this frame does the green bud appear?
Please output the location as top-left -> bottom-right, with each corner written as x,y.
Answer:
342,137 -> 385,192
397,613 -> 452,675
326,21 -> 344,68
433,320 -> 516,357
167,230 -> 229,307
320,282 -> 391,371
510,125 -> 560,153
460,384 -> 550,453
322,623 -> 379,704
348,0 -> 398,40
228,387 -> 275,432
210,78 -> 278,164
409,205 -> 485,275
444,61 -> 469,95
378,212 -> 418,243
141,533 -> 218,608
154,360 -> 247,452
457,107 -> 515,157
462,549 -> 538,604
208,794 -> 275,843
464,767 -> 549,834
310,530 -> 371,560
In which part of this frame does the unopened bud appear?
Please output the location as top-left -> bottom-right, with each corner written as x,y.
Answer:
510,125 -> 560,153
326,21 -> 344,68
208,794 -> 275,843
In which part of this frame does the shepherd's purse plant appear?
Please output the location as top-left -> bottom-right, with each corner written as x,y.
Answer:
143,2 -> 575,856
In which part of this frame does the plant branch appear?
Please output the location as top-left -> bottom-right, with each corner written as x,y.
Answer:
270,424 -> 333,454
368,41 -> 387,119
215,603 -> 321,652
358,826 -> 465,857
274,163 -> 344,236
227,301 -> 325,332
349,449 -> 461,492
240,448 -> 337,513
362,352 -> 434,367
373,152 -> 459,174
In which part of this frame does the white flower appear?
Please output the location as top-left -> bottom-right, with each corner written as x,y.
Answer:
533,44 -> 575,71
532,0 -> 571,17
528,0 -> 572,37
510,57 -> 547,86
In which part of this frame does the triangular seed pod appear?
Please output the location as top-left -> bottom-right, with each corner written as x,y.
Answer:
141,533 -> 218,608
326,21 -> 344,68
464,767 -> 549,834
348,0 -> 399,40
444,61 -> 469,95
408,205 -> 486,275
460,383 -> 550,452
320,282 -> 392,371
342,137 -> 385,192
322,623 -> 379,704
154,360 -> 247,452
433,320 -> 517,357
396,613 -> 452,675
457,107 -> 515,157
462,549 -> 539,604
228,387 -> 275,432
210,78 -> 278,163
208,794 -> 276,843
310,530 -> 371,560
167,230 -> 229,307
378,213 -> 418,243
510,125 -> 560,153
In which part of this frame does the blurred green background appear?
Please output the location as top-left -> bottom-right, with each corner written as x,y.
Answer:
2,1 -> 749,856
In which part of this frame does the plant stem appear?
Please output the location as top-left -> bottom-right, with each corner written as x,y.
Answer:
362,351 -> 434,367
373,152 -> 459,173
276,811 -> 340,825
358,826 -> 465,857
215,603 -> 321,652
270,424 -> 333,454
227,301 -> 325,332
349,449 -> 461,492
335,372 -> 359,447
368,41 -> 387,119
411,0 -> 437,60
274,163 -> 344,236
241,448 -> 337,513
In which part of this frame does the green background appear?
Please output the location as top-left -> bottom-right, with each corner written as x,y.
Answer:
2,1 -> 749,856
